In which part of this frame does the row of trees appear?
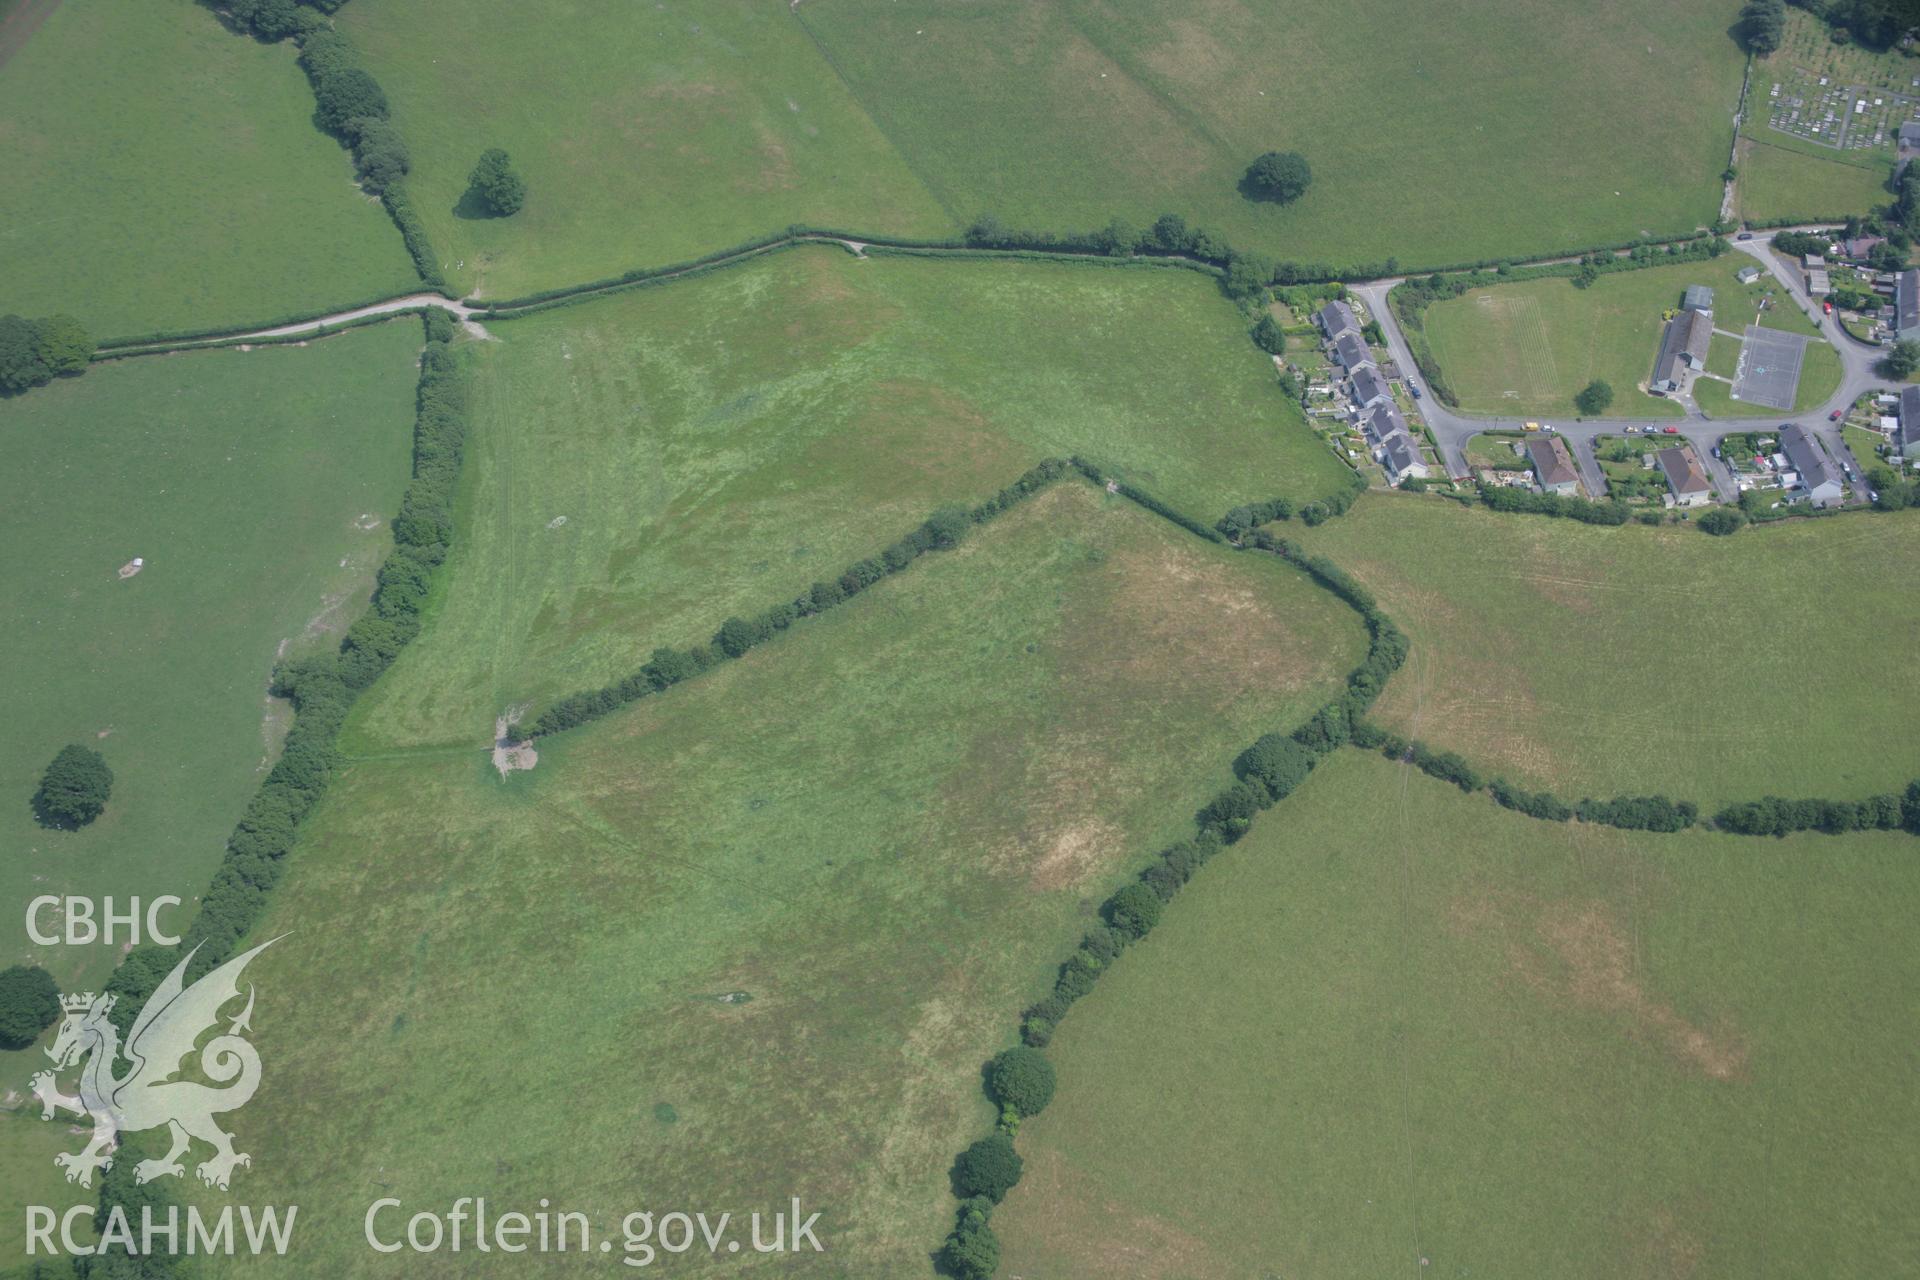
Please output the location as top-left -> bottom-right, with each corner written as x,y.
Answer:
1477,483 -> 1634,525
1716,783 -> 1920,835
524,461 -> 1069,740
939,498 -> 1412,1279
99,311 -> 463,1042
0,313 -> 93,394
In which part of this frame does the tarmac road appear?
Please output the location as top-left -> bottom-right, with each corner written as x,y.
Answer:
1351,228 -> 1889,505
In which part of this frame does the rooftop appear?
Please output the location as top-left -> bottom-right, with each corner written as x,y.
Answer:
1779,423 -> 1836,494
1525,435 -> 1579,488
1656,443 -> 1712,496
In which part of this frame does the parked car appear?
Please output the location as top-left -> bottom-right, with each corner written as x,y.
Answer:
1540,423 -> 1556,432
1823,301 -> 1834,314
1662,426 -> 1680,434
1408,383 -> 1423,399
1625,426 -> 1639,434
1524,421 -> 1540,432
1737,232 -> 1754,241
1829,409 -> 1844,421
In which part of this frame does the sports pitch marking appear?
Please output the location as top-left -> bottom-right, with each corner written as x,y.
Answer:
1730,325 -> 1806,410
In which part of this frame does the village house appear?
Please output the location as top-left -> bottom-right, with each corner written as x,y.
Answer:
1526,435 -> 1580,496
1316,299 -> 1360,343
1779,423 -> 1844,507
1349,363 -> 1391,411
1656,443 -> 1713,507
1379,431 -> 1428,486
1332,331 -> 1373,372
1900,385 -> 1920,462
1896,268 -> 1920,342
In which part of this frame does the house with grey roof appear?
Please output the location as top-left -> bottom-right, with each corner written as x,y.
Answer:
1332,331 -> 1373,372
1736,266 -> 1761,285
1349,364 -> 1391,411
1379,431 -> 1427,486
1682,285 -> 1714,314
1317,299 -> 1360,342
1656,443 -> 1714,507
1525,435 -> 1580,496
1901,120 -> 1920,149
1361,401 -> 1409,447
1650,309 -> 1713,394
1843,236 -> 1886,261
1899,385 -> 1920,461
1779,423 -> 1843,506
1896,268 -> 1920,341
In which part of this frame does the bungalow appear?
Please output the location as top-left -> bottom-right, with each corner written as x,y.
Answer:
1900,385 -> 1920,461
1379,431 -> 1428,486
1349,363 -> 1392,411
1682,285 -> 1714,314
1316,299 -> 1361,342
1656,443 -> 1714,507
1651,308 -> 1713,393
1901,120 -> 1920,150
1780,423 -> 1844,506
1526,435 -> 1580,496
1332,331 -> 1374,372
1843,235 -> 1886,261
1896,268 -> 1920,341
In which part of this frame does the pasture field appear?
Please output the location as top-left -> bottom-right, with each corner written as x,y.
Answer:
337,0 -> 954,301
797,0 -> 1744,271
190,481 -> 1368,1276
1735,135 -> 1893,224
1292,494 -> 1920,807
0,0 -> 418,337
349,246 -> 1350,749
1423,256 -> 1828,419
993,749 -> 1920,1279
0,324 -> 420,1002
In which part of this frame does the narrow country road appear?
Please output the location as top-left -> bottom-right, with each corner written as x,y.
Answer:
1355,228 -> 1889,504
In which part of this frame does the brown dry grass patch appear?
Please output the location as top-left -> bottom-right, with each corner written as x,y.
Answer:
1451,890 -> 1747,1081
998,1146 -> 1224,1280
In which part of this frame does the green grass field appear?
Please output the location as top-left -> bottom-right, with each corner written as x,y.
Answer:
0,324 -> 419,1003
191,482 -> 1366,1276
797,0 -> 1744,271
1292,493 -> 1920,807
1424,256 -> 1834,419
349,247 -> 1351,749
993,749 -> 1920,1279
334,0 -> 1744,294
1736,135 -> 1893,225
0,0 -> 418,337
337,0 -> 955,301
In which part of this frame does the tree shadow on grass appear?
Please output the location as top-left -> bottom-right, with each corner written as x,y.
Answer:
453,186 -> 499,221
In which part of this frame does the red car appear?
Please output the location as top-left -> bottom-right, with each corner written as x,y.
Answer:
1823,301 -> 1833,315
1829,409 -> 1844,421
1662,426 -> 1681,434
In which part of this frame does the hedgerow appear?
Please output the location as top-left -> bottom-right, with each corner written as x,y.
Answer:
520,460 -> 1070,741
85,313 -> 465,1275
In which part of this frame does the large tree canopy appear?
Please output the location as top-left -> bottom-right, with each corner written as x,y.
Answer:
1243,150 -> 1313,204
0,966 -> 62,1050
34,743 -> 113,829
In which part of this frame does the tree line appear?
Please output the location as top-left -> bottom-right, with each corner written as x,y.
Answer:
522,460 -> 1070,741
937,505 -> 1412,1278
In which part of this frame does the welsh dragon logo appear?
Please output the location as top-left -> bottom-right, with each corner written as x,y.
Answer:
32,938 -> 280,1191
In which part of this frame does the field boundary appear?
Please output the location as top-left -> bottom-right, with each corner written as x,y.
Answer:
80,310 -> 469,1269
